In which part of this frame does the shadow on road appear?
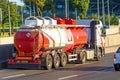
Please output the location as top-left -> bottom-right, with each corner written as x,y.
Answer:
0,44 -> 13,60
56,66 -> 114,72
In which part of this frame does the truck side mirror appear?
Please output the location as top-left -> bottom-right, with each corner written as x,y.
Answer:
101,28 -> 106,37
103,25 -> 109,29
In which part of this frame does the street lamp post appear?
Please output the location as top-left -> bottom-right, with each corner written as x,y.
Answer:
21,5 -> 31,25
102,0 -> 105,25
33,4 -> 36,16
89,5 -> 95,16
0,8 -> 2,33
68,0 -> 69,18
21,6 -> 23,24
75,8 -> 77,20
8,0 -> 11,36
65,0 -> 68,18
25,5 -> 32,16
97,0 -> 100,20
107,0 -> 110,27
0,8 -> 2,22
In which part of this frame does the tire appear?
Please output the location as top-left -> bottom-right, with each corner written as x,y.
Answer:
76,51 -> 86,64
44,54 -> 53,70
60,52 -> 67,67
96,48 -> 102,61
102,48 -> 105,56
114,64 -> 119,71
53,53 -> 60,69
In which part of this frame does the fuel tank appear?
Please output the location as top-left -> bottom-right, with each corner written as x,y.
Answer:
14,28 -> 42,54
14,26 -> 88,54
63,27 -> 88,52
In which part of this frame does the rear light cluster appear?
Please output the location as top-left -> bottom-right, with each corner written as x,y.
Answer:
8,59 -> 41,64
8,59 -> 15,63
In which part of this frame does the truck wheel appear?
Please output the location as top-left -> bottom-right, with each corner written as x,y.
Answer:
53,53 -> 60,69
102,48 -> 105,56
76,51 -> 86,64
60,52 -> 67,67
80,51 -> 87,64
96,48 -> 102,61
44,54 -> 53,70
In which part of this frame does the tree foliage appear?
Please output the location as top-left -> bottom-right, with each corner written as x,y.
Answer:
10,3 -> 19,31
91,13 -> 119,25
44,0 -> 56,16
71,0 -> 90,19
110,14 -> 119,25
25,0 -> 45,16
0,0 -> 19,32
91,13 -> 98,19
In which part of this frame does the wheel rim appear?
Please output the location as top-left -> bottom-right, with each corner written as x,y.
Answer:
82,52 -> 86,63
46,54 -> 52,70
77,51 -> 86,64
60,53 -> 67,67
53,53 -> 60,68
97,49 -> 102,61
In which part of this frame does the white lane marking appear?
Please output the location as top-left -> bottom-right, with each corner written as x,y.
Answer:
58,75 -> 78,80
2,74 -> 26,79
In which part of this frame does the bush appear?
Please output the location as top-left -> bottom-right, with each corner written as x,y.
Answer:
90,13 -> 119,25
110,14 -> 119,25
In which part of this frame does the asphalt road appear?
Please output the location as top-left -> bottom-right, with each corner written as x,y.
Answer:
0,53 -> 118,80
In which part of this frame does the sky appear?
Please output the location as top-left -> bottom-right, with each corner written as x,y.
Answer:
9,0 -> 24,6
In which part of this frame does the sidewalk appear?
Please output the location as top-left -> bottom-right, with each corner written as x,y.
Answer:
0,37 -> 14,45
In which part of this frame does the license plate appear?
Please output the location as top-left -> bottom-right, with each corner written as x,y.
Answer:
21,61 -> 28,63
17,61 -> 28,63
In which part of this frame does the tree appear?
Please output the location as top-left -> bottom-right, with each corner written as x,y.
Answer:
0,0 -> 19,33
110,14 -> 119,25
90,13 -> 119,25
0,0 -> 8,33
91,13 -> 98,19
44,0 -> 56,16
25,0 -> 45,16
10,3 -> 19,32
71,0 -> 90,19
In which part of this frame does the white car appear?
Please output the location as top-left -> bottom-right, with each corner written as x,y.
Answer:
114,47 -> 120,71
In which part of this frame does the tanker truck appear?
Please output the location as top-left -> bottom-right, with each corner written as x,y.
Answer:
8,16 -> 106,70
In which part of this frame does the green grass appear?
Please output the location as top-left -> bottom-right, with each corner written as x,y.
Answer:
0,32 -> 15,37
0,24 -> 19,37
